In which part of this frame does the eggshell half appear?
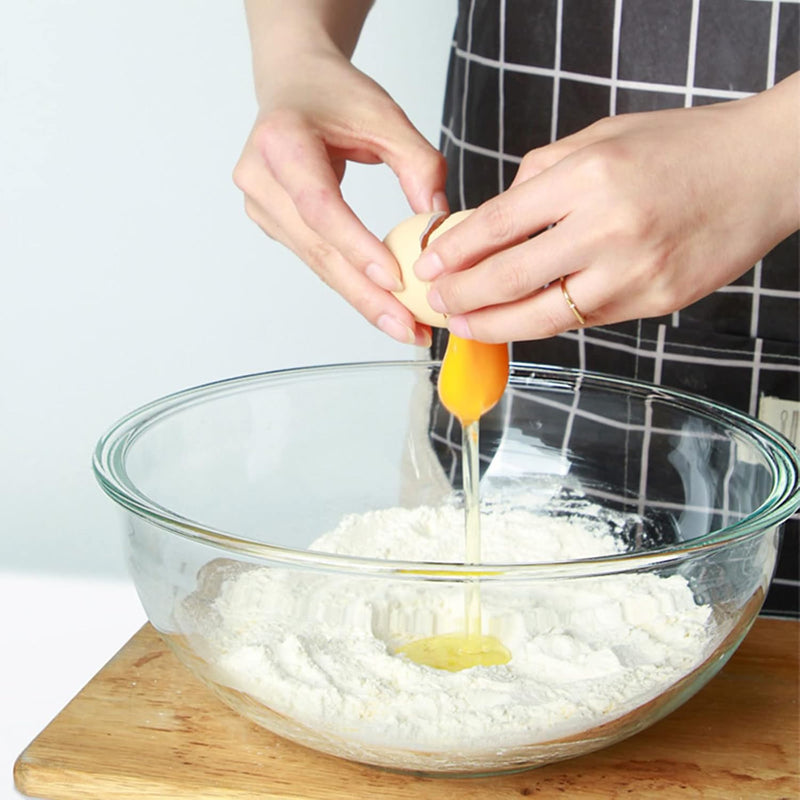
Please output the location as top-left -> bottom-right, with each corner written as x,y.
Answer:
384,209 -> 473,328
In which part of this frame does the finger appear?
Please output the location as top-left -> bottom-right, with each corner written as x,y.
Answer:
374,111 -> 450,213
445,281 -> 585,344
308,246 -> 432,347
446,266 -> 622,344
255,195 -> 433,347
237,154 -> 431,347
414,166 -> 572,282
426,220 -> 589,316
257,113 -> 404,292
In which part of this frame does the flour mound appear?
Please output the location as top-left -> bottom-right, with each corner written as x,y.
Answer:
177,504 -> 715,754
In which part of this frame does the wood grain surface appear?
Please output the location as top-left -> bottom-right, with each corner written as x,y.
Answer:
14,620 -> 800,800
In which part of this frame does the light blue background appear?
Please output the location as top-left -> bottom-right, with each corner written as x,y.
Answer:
0,1 -> 457,578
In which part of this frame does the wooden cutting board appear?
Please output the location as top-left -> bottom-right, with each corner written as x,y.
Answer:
14,619 -> 799,799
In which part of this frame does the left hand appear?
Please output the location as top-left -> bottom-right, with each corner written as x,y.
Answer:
414,73 -> 800,343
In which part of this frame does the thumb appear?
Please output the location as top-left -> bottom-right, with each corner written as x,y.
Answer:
379,122 -> 449,214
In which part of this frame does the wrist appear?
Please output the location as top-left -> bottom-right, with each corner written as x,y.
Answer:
245,0 -> 371,68
740,73 -> 800,238
245,1 -> 371,108
250,24 -> 339,105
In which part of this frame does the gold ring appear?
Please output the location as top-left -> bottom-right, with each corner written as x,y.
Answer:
560,275 -> 586,326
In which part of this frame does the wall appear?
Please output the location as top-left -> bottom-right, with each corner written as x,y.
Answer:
0,1 -> 456,576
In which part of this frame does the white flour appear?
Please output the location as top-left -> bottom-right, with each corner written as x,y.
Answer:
178,503 -> 715,754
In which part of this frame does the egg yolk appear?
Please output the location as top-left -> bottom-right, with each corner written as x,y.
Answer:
438,335 -> 509,425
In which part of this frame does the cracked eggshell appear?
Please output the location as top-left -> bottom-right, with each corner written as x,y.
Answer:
384,209 -> 473,328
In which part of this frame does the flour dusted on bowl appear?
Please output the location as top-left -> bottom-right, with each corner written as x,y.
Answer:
310,503 -> 626,562
176,502 -> 716,755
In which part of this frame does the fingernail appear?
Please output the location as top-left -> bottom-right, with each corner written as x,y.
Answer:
366,262 -> 403,292
432,191 -> 449,213
447,315 -> 473,339
377,314 -> 415,344
427,287 -> 448,314
415,327 -> 433,348
415,251 -> 444,281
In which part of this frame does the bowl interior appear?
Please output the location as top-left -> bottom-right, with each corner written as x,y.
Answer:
97,361 -> 799,567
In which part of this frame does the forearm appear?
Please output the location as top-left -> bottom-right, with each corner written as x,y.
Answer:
244,0 -> 374,99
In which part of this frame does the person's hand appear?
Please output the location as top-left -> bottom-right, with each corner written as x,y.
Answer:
415,74 -> 800,343
233,35 -> 447,346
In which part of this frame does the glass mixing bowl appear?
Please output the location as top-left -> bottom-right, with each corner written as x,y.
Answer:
93,362 -> 799,775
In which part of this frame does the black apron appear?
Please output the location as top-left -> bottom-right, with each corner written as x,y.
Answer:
432,0 -> 799,616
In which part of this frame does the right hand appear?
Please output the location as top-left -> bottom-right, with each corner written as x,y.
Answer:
233,46 -> 448,346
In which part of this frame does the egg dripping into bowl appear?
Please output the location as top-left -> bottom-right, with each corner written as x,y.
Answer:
383,210 -> 510,672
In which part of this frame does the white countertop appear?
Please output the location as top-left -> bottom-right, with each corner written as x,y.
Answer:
2,572 -> 145,800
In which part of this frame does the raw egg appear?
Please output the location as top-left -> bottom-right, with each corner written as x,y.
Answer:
384,210 -> 512,672
438,336 -> 509,426
397,632 -> 511,672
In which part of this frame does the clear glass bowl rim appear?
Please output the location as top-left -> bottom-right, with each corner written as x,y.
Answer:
92,360 -> 800,580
